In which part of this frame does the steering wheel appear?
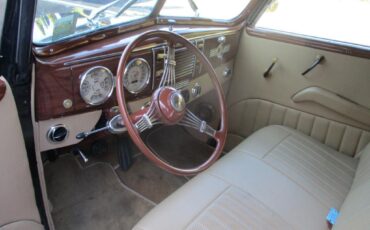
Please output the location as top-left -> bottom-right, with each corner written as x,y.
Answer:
116,30 -> 227,176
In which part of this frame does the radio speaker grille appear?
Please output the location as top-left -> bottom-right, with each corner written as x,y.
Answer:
175,49 -> 196,79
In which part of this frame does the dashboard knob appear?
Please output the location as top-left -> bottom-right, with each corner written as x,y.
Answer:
191,83 -> 202,97
63,99 -> 73,109
223,68 -> 232,78
218,36 -> 226,44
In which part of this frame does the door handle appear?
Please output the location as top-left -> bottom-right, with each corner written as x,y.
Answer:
302,55 -> 325,76
263,58 -> 278,78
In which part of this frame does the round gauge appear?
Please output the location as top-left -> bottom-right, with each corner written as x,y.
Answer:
123,58 -> 151,94
79,66 -> 114,105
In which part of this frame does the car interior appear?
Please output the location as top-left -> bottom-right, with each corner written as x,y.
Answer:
0,0 -> 370,229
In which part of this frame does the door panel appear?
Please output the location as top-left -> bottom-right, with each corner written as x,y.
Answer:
0,77 -> 43,229
226,30 -> 370,155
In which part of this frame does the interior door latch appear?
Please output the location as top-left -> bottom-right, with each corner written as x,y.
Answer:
302,55 -> 325,76
263,58 -> 278,78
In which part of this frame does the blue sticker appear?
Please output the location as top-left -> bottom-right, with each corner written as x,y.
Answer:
327,208 -> 340,225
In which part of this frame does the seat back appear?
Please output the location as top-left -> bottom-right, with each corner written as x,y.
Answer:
0,77 -> 43,229
334,143 -> 370,229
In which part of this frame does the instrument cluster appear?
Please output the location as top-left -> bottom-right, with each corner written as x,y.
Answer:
79,57 -> 152,106
79,66 -> 114,105
122,58 -> 151,94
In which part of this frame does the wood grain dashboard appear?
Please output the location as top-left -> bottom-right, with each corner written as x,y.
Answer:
34,26 -> 241,121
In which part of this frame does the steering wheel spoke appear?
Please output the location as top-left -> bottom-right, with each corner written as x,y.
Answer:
158,44 -> 176,88
179,109 -> 217,138
134,104 -> 160,133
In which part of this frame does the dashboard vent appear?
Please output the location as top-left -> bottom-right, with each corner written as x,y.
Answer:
175,49 -> 195,80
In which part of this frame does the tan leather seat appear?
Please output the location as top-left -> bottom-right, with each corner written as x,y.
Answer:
0,77 -> 44,230
134,125 -> 368,230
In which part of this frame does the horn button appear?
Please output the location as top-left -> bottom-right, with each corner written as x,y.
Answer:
154,87 -> 186,124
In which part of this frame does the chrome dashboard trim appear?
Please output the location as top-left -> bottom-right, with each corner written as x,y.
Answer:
63,31 -> 238,66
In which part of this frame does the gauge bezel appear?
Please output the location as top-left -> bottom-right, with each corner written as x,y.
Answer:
123,58 -> 151,94
79,66 -> 115,106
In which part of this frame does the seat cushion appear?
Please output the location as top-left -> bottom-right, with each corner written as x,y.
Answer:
133,125 -> 358,230
334,143 -> 370,230
0,221 -> 44,230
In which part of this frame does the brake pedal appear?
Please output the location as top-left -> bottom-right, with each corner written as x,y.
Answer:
116,136 -> 133,171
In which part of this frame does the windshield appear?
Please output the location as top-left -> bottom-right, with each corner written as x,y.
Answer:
33,0 -> 158,44
33,0 -> 252,45
160,0 -> 251,20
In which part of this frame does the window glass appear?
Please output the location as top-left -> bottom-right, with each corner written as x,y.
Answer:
255,0 -> 370,47
160,0 -> 251,20
0,0 -> 7,50
33,0 -> 158,44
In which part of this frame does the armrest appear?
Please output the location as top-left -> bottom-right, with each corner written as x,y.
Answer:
292,87 -> 370,126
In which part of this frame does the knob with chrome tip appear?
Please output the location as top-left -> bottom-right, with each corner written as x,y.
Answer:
76,115 -> 127,140
76,126 -> 109,139
191,83 -> 202,97
218,36 -> 226,44
223,68 -> 232,78
168,19 -> 176,31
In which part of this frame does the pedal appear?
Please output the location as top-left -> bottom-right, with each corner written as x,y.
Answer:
116,136 -> 133,171
74,148 -> 89,163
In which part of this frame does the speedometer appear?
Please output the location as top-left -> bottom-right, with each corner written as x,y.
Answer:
79,66 -> 114,105
123,58 -> 151,94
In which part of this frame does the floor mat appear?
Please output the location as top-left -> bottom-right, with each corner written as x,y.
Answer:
146,125 -> 214,169
116,154 -> 187,204
45,155 -> 154,230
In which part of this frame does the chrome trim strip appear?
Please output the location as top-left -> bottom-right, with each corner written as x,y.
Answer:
63,31 -> 238,66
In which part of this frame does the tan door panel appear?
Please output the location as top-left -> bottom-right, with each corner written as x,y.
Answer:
226,30 -> 370,154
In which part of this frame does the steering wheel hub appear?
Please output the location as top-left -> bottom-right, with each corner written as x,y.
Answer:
153,87 -> 185,124
170,91 -> 186,112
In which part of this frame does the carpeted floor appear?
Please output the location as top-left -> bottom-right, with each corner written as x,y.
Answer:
145,125 -> 214,169
116,126 -> 214,203
45,125 -> 215,229
116,154 -> 188,204
45,155 -> 154,230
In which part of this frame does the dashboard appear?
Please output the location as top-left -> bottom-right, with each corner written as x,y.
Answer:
34,26 -> 241,121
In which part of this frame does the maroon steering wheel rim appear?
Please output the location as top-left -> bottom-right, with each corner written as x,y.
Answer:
116,30 -> 227,176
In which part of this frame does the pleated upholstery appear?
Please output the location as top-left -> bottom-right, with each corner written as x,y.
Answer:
228,99 -> 370,156
134,126 -> 359,230
263,134 -> 356,208
185,127 -> 357,230
186,187 -> 292,230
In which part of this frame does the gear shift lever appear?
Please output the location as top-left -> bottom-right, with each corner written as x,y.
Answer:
76,115 -> 127,140
76,126 -> 109,139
